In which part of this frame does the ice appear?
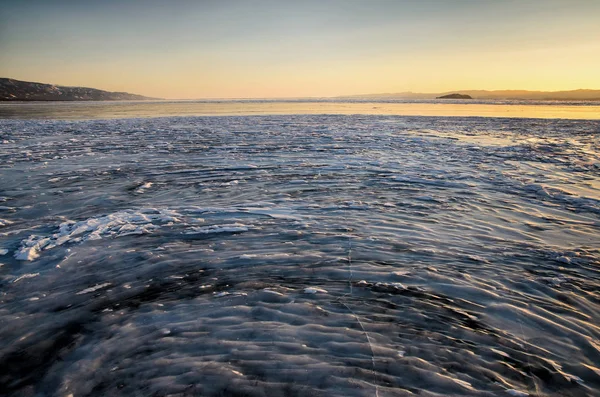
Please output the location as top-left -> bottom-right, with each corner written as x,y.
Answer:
185,223 -> 251,234
0,114 -> 598,396
76,282 -> 112,295
239,253 -> 292,260
304,287 -> 328,294
12,273 -> 40,283
134,181 -> 153,193
242,207 -> 303,220
505,390 -> 529,397
15,246 -> 40,261
14,238 -> 44,261
14,208 -> 183,260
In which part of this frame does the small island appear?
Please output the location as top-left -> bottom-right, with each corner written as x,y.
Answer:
436,93 -> 473,99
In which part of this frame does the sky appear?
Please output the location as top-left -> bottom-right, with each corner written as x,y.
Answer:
1,0 -> 599,99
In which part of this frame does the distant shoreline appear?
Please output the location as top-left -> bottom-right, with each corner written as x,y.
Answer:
0,77 -> 157,101
3,77 -> 600,102
336,89 -> 600,102
3,95 -> 600,102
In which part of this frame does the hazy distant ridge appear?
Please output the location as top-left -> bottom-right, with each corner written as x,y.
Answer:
339,89 -> 600,101
0,78 -> 155,101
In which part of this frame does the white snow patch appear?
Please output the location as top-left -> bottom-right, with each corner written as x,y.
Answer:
491,348 -> 510,358
15,209 -> 182,261
135,182 -> 153,193
15,244 -> 42,261
375,282 -> 407,290
76,283 -> 112,295
304,287 -> 328,294
185,223 -> 250,234
262,289 -> 285,296
0,219 -> 14,227
220,180 -> 239,186
13,273 -> 40,283
452,378 -> 473,390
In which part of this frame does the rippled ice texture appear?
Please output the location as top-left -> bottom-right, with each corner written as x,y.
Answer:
0,115 -> 599,397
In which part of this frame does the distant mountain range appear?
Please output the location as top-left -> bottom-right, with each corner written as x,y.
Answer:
2,77 -> 599,102
0,78 -> 155,101
337,89 -> 600,101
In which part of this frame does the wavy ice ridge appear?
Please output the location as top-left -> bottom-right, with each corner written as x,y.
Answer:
14,208 -> 182,261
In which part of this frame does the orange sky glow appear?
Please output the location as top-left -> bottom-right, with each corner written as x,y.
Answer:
1,0 -> 599,99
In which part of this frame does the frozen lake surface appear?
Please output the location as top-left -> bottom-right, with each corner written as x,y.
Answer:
2,99 -> 600,120
0,112 -> 599,396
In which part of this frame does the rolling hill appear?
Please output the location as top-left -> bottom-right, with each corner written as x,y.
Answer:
0,78 -> 156,101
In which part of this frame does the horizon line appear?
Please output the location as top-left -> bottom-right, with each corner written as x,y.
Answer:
3,76 -> 600,101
